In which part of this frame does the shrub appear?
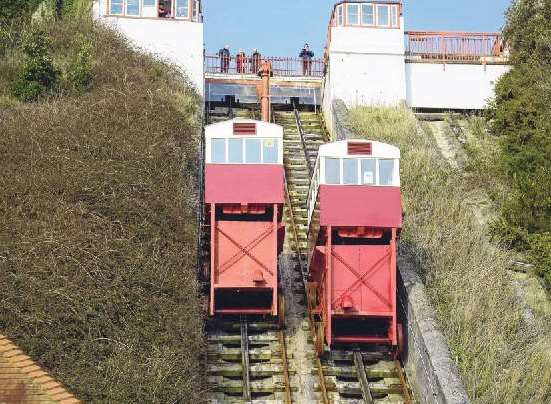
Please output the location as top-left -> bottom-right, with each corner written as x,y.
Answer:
66,37 -> 94,93
529,233 -> 551,286
11,26 -> 59,101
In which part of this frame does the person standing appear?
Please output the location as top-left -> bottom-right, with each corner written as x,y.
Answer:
218,45 -> 230,73
251,48 -> 261,74
236,49 -> 246,74
299,43 -> 314,76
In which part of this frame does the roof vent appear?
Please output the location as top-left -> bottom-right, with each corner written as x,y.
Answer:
233,122 -> 257,135
348,141 -> 372,155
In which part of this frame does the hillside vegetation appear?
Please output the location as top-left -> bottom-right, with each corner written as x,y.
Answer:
0,17 -> 205,402
348,106 -> 551,403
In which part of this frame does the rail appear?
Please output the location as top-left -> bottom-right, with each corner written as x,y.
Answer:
405,31 -> 507,63
205,55 -> 325,77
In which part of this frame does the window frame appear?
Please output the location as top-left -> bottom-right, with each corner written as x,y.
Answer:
361,3 -> 375,27
109,0 -> 125,15
376,4 -> 391,28
174,0 -> 190,19
336,4 -> 344,26
125,0 -> 141,16
346,3 -> 360,26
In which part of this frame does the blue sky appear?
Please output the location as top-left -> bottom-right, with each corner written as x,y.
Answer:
203,0 -> 512,56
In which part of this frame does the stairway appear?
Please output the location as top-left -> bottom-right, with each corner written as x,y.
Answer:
274,111 -> 327,255
206,106 -> 259,124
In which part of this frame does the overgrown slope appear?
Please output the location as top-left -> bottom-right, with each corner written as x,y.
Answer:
348,106 -> 551,403
0,20 -> 205,402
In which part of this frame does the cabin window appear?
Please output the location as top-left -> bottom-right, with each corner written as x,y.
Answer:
336,4 -> 343,26
175,0 -> 189,18
245,138 -> 261,163
325,158 -> 341,184
228,139 -> 243,163
143,0 -> 155,6
361,3 -> 374,25
361,159 -> 376,185
377,5 -> 390,26
263,138 -> 279,164
379,159 -> 394,185
343,158 -> 358,184
110,0 -> 124,14
347,4 -> 360,25
211,138 -> 226,163
126,0 -> 140,15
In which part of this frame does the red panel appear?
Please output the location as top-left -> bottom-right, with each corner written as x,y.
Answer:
233,122 -> 257,135
320,185 -> 402,228
205,164 -> 284,203
331,245 -> 393,315
348,142 -> 372,155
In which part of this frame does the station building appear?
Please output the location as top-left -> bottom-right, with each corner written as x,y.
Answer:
92,0 -> 511,113
92,0 -> 204,96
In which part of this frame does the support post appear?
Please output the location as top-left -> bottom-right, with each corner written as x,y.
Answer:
258,61 -> 272,122
326,226 -> 332,347
210,203 -> 216,316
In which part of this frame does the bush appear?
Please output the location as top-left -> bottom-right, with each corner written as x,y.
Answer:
66,37 -> 94,93
348,105 -> 551,403
487,0 -> 551,286
529,233 -> 551,286
11,26 -> 59,101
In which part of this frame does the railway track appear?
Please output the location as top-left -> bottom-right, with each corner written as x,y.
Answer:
204,108 -> 413,403
278,110 -> 414,403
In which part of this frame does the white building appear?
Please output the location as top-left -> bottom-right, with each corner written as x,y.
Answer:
93,0 -> 204,96
323,1 -> 510,113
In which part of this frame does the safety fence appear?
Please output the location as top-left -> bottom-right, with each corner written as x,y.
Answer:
405,31 -> 506,63
205,55 -> 325,77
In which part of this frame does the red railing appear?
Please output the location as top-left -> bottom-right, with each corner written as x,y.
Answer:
205,55 -> 325,78
405,31 -> 507,63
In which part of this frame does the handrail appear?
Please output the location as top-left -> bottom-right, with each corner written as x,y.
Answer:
294,109 -> 314,179
405,31 -> 507,62
205,55 -> 325,78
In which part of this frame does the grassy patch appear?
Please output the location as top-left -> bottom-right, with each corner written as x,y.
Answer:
0,19 -> 205,402
348,106 -> 551,403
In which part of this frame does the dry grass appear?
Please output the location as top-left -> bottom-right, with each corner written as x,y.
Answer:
0,20 -> 205,402
348,106 -> 551,404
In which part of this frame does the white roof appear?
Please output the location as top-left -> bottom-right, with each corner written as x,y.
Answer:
205,118 -> 284,139
318,139 -> 400,159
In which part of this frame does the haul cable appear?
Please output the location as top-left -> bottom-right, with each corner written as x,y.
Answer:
240,316 -> 251,401
354,351 -> 374,404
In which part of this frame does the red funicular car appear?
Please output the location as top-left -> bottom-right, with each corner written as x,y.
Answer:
204,119 -> 285,318
306,139 -> 403,352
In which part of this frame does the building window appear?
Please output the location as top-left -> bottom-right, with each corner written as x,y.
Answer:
211,139 -> 225,163
175,0 -> 189,18
377,4 -> 390,27
361,3 -> 374,25
228,138 -> 243,163
325,158 -> 341,184
379,159 -> 395,185
245,138 -> 261,163
263,139 -> 279,164
336,4 -> 343,26
390,5 -> 399,27
346,4 -> 360,25
343,158 -> 358,184
126,0 -> 140,15
361,159 -> 376,185
110,0 -> 124,14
